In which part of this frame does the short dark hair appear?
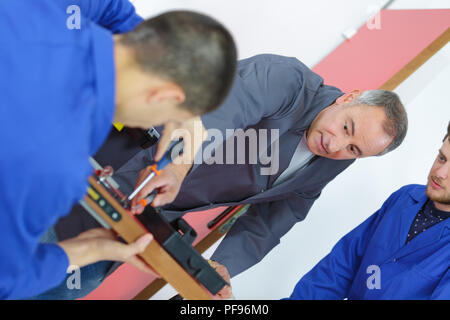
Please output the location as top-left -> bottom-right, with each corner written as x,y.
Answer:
443,121 -> 450,143
353,90 -> 408,156
120,10 -> 237,115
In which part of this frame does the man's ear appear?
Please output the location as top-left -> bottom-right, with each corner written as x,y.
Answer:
336,89 -> 362,105
146,83 -> 186,104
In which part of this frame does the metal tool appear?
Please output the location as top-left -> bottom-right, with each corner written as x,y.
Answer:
130,190 -> 158,212
135,205 -> 228,295
80,160 -> 227,298
127,139 -> 184,202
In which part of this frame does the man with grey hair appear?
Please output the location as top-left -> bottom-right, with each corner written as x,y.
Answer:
50,54 -> 407,299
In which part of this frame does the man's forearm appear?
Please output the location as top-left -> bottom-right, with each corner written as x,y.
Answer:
57,228 -> 154,274
171,162 -> 193,180
57,237 -> 100,268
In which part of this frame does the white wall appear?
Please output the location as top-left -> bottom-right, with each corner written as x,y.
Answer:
130,0 -> 450,299
132,0 -> 390,68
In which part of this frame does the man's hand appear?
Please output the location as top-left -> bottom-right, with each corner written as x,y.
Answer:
130,162 -> 190,213
58,228 -> 159,277
154,116 -> 207,164
210,260 -> 233,299
131,116 -> 207,210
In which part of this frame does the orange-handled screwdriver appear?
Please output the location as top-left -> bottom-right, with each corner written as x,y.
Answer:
127,139 -> 184,202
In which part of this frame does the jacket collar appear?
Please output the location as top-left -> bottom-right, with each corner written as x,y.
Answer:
408,184 -> 428,203
395,185 -> 450,260
252,153 -> 354,200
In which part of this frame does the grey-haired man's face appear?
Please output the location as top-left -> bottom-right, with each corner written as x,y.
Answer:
306,103 -> 393,160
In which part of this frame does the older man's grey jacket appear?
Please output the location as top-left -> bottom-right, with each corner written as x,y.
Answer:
56,54 -> 354,278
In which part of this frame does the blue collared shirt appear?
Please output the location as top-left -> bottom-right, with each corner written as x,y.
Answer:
285,185 -> 450,300
0,0 -> 142,299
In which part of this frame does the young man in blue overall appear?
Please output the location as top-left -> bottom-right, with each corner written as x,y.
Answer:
0,0 -> 236,299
